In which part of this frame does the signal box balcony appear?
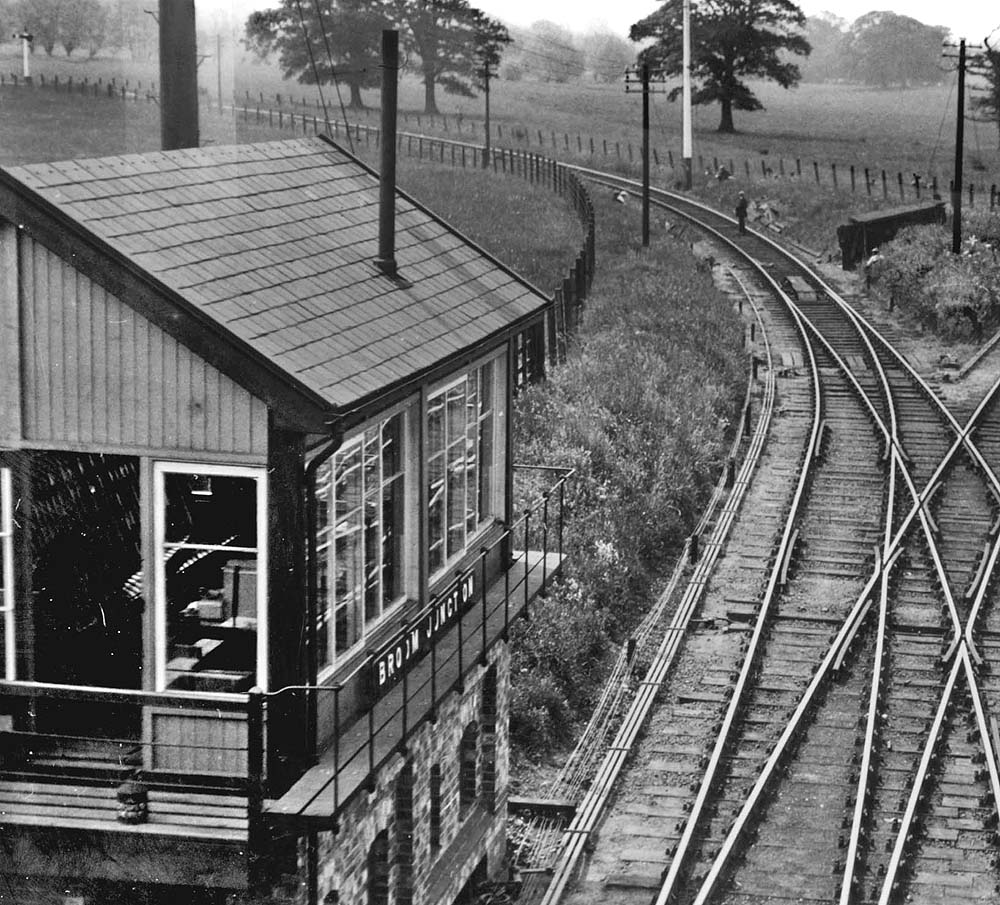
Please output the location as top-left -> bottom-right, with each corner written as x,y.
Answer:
265,465 -> 572,828
0,466 -> 571,890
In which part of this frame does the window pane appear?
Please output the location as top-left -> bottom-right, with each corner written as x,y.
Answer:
428,452 -> 445,573
315,410 -> 410,669
383,414 -> 402,477
446,385 -> 465,444
31,453 -> 142,691
364,494 -> 381,624
165,474 -> 257,548
428,395 -> 445,457
161,471 -> 259,694
465,427 -> 479,534
478,410 -> 494,520
446,448 -> 465,558
335,447 -> 362,519
382,477 -> 403,605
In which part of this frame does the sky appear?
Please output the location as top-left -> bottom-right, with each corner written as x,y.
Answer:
210,1 -> 999,43
463,1 -> 998,41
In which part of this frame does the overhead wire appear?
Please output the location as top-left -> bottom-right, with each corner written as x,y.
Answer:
309,0 -> 356,153
928,65 -> 957,176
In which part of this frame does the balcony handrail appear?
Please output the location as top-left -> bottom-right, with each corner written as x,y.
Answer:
267,466 -> 574,820
0,678 -> 250,712
276,467 -> 575,702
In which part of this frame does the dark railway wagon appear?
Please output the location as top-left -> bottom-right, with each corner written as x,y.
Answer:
836,200 -> 946,269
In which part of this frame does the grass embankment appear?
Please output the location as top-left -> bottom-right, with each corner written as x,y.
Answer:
508,194 -> 745,761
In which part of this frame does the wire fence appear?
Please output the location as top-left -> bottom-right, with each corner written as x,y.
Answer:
3,73 -> 997,210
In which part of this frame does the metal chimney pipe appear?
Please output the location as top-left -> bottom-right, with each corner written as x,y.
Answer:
375,29 -> 399,277
159,0 -> 199,151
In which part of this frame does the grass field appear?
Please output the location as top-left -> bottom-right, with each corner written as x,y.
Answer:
2,39 -> 999,258
3,39 -> 998,189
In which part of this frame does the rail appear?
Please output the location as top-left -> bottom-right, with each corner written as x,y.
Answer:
533,263 -> 778,903
568,166 -> 1000,905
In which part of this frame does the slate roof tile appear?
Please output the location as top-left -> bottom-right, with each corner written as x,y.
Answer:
4,136 -> 549,411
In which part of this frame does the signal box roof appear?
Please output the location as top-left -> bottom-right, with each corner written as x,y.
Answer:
0,137 -> 548,430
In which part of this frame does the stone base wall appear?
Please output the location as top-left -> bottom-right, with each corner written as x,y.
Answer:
312,641 -> 511,905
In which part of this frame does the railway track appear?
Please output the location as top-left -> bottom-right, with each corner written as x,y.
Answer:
528,164 -> 1000,905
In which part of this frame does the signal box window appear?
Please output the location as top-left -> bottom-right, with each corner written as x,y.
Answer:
427,358 -> 498,577
154,463 -> 267,692
315,412 -> 407,673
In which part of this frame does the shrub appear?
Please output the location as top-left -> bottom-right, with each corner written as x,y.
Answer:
510,193 -> 745,754
871,215 -> 1000,339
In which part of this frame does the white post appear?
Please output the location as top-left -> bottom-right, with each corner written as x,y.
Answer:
17,33 -> 31,82
682,0 -> 692,189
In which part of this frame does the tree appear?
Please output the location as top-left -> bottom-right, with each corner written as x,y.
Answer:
970,38 -> 1000,146
842,12 -> 948,87
391,0 -> 511,114
630,0 -> 811,133
103,0 -> 158,59
522,20 -> 584,83
244,0 -> 386,110
581,29 -> 634,83
60,0 -> 106,57
14,0 -> 63,55
799,11 -> 848,83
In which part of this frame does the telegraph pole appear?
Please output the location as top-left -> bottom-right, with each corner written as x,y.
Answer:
682,0 -> 693,189
942,38 -> 985,253
217,33 -> 224,114
481,61 -> 492,169
626,64 -> 665,247
953,38 -> 966,254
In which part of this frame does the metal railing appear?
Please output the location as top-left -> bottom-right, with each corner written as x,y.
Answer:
268,465 -> 573,821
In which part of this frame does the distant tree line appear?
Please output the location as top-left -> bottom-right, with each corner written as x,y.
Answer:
244,0 -> 511,115
500,21 -> 634,85
800,11 -> 950,87
0,0 -> 162,60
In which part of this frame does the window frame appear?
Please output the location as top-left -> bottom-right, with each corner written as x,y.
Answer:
315,407 -> 411,679
426,352 -> 503,582
152,461 -> 269,693
0,466 -> 13,680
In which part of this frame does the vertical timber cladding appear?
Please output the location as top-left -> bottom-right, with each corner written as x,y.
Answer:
0,222 -> 19,443
18,236 -> 268,456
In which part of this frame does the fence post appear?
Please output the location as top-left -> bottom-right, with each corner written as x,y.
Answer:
850,165 -> 855,192
914,174 -> 921,198
831,163 -> 838,189
796,158 -> 802,177
970,183 -> 975,207
897,172 -> 904,200
669,149 -> 675,168
882,170 -> 888,199
865,168 -> 872,196
813,161 -> 820,184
